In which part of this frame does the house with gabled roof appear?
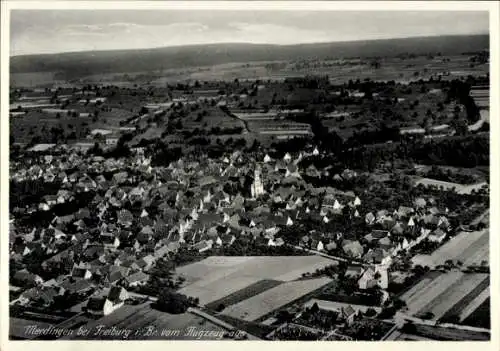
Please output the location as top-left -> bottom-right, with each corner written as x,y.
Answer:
428,228 -> 447,243
104,266 -> 131,284
124,271 -> 150,287
342,240 -> 364,258
345,265 -> 364,278
86,286 -> 128,316
365,212 -> 376,226
13,269 -> 44,287
59,278 -> 94,296
18,286 -> 61,307
364,230 -> 390,243
117,209 -> 134,227
101,233 -> 120,249
71,266 -> 92,280
191,239 -> 213,253
363,248 -> 390,265
437,216 -> 450,231
414,197 -> 427,208
341,305 -> 357,325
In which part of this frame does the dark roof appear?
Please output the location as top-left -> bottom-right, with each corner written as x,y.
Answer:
125,271 -> 149,284
72,267 -> 89,278
371,230 -> 389,239
87,297 -> 106,311
342,305 -> 356,317
60,278 -> 93,292
108,286 -> 125,303
101,234 -> 117,245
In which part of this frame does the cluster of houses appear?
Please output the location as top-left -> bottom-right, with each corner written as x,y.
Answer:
10,143 -> 455,316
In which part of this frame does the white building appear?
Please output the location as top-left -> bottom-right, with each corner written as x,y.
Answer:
250,166 -> 265,198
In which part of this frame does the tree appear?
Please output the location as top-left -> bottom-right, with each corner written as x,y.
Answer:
420,312 -> 435,320
365,308 -> 377,317
216,303 -> 226,312
154,289 -> 199,314
401,321 -> 417,333
87,142 -> 103,156
392,298 -> 406,310
378,306 -> 396,319
310,302 -> 320,314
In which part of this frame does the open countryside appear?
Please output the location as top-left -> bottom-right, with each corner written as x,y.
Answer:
7,9 -> 491,342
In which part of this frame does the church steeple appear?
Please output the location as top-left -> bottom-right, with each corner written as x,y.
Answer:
251,165 -> 265,198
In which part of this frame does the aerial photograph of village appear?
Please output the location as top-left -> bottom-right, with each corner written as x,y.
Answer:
7,8 -> 491,342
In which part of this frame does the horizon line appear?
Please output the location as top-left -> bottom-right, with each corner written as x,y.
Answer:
9,32 -> 489,58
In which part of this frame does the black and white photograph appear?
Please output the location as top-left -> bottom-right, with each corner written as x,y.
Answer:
2,1 -> 497,346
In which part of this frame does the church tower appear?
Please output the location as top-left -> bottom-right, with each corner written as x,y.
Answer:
251,166 -> 265,198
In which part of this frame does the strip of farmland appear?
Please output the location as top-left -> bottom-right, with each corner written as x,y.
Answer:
412,229 -> 489,267
458,182 -> 488,194
409,324 -> 490,341
415,178 -> 466,192
402,271 -> 464,316
398,271 -> 442,301
205,279 -> 283,310
459,288 -> 490,323
458,231 -> 489,266
417,273 -> 489,320
176,256 -> 335,305
178,275 -> 262,306
221,277 -> 332,322
462,298 -> 491,329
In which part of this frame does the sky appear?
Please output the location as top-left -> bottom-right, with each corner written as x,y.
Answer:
10,10 -> 489,56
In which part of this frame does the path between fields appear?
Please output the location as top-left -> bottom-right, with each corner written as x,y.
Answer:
127,291 -> 158,302
392,312 -> 491,334
292,245 -> 366,266
219,107 -> 250,133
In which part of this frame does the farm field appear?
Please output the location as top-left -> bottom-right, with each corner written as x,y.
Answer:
414,178 -> 488,195
413,164 -> 489,184
389,324 -> 490,341
176,256 -> 335,305
402,270 -> 464,316
401,272 -> 490,322
415,178 -> 466,192
221,277 -> 332,322
86,55 -> 489,86
9,104 -> 133,144
10,72 -> 61,88
457,182 -> 488,195
458,286 -> 490,323
462,297 -> 490,329
183,107 -> 244,130
205,279 -> 283,310
416,273 -> 489,320
410,324 -> 489,341
412,229 -> 489,268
